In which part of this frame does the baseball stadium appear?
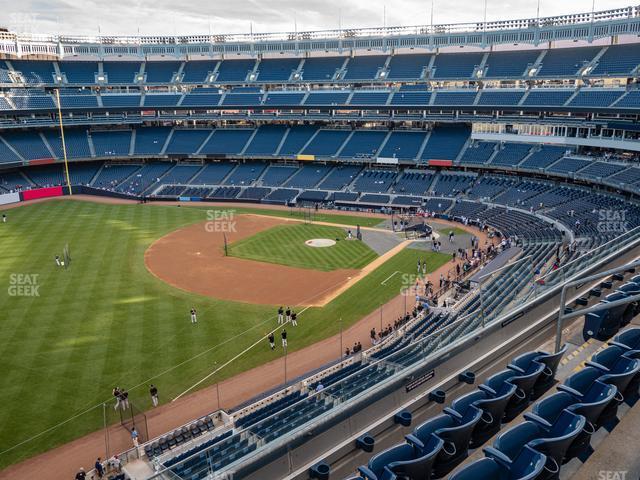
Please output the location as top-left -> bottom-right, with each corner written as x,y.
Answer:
2,2 -> 640,480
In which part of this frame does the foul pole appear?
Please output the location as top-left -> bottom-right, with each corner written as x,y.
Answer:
54,89 -> 73,195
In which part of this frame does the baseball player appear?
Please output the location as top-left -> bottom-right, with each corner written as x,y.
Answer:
149,385 -> 158,407
285,307 -> 291,323
277,306 -> 284,324
55,255 -> 61,267
190,307 -> 197,324
113,387 -> 121,411
268,332 -> 275,350
281,329 -> 288,348
291,311 -> 298,327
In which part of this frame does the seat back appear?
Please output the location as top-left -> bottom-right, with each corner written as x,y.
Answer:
510,445 -> 548,480
389,436 -> 444,480
535,344 -> 568,379
613,327 -> 640,350
528,411 -> 586,470
561,367 -> 602,396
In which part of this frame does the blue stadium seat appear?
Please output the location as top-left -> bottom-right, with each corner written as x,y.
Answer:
450,445 -> 546,480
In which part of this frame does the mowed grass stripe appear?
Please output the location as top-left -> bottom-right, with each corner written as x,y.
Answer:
0,202 -> 442,468
228,224 -> 378,271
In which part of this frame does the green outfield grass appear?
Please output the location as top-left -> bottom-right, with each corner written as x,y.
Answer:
437,227 -> 469,237
0,199 -> 447,469
227,224 -> 378,271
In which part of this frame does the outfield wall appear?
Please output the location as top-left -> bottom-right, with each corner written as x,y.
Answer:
0,191 -> 20,206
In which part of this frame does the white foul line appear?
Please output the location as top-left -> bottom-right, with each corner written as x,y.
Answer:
381,270 -> 400,285
172,306 -> 310,402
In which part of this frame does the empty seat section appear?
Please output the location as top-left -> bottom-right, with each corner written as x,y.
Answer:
520,145 -> 567,169
338,130 -> 387,158
389,90 -> 431,106
477,90 -> 524,106
317,165 -> 362,190
2,131 -> 52,160
387,54 -> 431,80
190,163 -> 236,185
260,165 -> 298,187
11,60 -> 56,84
103,62 -> 140,84
181,90 -> 222,107
263,92 -> 305,106
343,55 -> 387,80
144,61 -> 181,83
432,52 -> 483,79
301,130 -> 350,156
379,131 -> 426,160
537,46 -> 601,76
199,130 -> 254,155
91,131 -> 132,157
92,164 -> 140,189
43,129 -> 92,159
304,91 -> 349,105
300,56 -> 345,81
133,127 -> 172,155
278,126 -> 318,155
59,62 -> 98,84
256,58 -> 300,82
243,126 -> 287,156
353,170 -> 397,193
224,163 -> 267,185
284,164 -> 332,188
181,61 -> 217,83
420,125 -> 470,161
221,93 -> 263,106
489,143 -> 532,167
215,59 -> 256,82
523,89 -> 573,106
484,50 -> 539,78
349,91 -> 391,105
460,142 -> 496,165
433,91 -> 477,106
165,130 -> 211,155
591,43 -> 640,76
568,89 -> 623,107
143,94 -> 181,108
100,94 -> 141,108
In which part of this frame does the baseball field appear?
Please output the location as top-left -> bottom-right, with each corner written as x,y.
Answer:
0,198 -> 450,470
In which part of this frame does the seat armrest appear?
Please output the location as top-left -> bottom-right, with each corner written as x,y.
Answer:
557,384 -> 584,398
443,407 -> 462,420
357,465 -> 378,480
585,361 -> 609,372
405,433 -> 424,450
508,364 -> 526,374
523,412 -> 553,430
483,446 -> 513,467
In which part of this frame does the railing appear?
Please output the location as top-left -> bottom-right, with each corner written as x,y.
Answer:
146,222 -> 640,480
0,5 -> 639,48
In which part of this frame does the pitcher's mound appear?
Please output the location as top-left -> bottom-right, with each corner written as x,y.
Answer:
305,238 -> 337,248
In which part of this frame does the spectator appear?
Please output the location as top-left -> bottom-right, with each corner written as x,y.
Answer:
131,427 -> 139,448
75,468 -> 86,480
94,458 -> 104,478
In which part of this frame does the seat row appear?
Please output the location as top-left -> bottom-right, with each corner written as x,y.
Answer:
452,326 -> 640,479
349,346 -> 565,479
583,274 -> 640,341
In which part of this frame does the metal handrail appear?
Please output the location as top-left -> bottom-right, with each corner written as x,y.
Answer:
1,5 -> 639,47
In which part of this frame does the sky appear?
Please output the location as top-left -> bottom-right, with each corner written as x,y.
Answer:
2,0 -> 636,37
